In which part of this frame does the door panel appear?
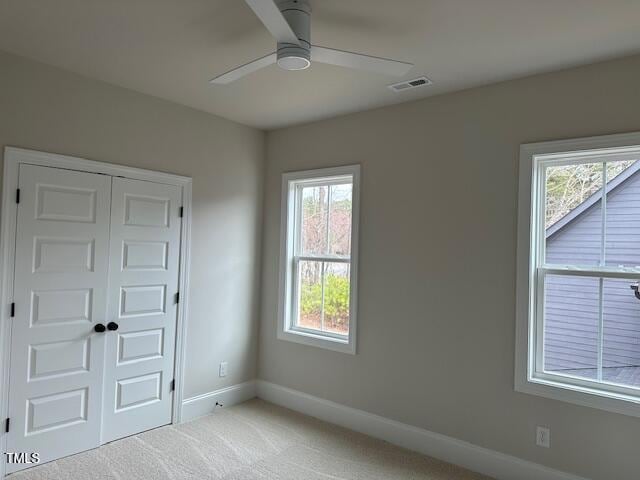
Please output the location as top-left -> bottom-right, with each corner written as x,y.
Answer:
30,288 -> 92,326
28,338 -> 90,380
117,329 -> 164,364
122,241 -> 168,270
7,165 -> 111,473
27,388 -> 88,434
101,178 -> 181,443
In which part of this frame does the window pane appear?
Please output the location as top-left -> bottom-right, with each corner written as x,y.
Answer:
603,278 -> 640,388
296,260 -> 350,336
545,163 -> 603,266
543,274 -> 599,380
297,260 -> 323,330
328,184 -> 352,256
323,262 -> 350,335
301,185 -> 328,255
605,159 -> 640,268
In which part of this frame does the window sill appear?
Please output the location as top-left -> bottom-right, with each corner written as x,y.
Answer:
515,374 -> 640,418
277,328 -> 356,354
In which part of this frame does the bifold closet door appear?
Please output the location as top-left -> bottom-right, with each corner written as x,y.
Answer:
6,165 -> 112,473
100,177 -> 182,443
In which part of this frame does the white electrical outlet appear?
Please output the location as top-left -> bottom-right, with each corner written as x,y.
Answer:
219,361 -> 228,377
536,426 -> 551,448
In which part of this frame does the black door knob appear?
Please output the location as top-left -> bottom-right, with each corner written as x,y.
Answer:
107,322 -> 119,331
94,323 -> 106,333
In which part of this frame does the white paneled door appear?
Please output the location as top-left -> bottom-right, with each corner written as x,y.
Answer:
6,165 -> 112,473
6,165 -> 183,472
101,178 -> 181,443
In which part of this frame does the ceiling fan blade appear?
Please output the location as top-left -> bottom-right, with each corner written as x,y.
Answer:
245,0 -> 301,46
311,46 -> 413,76
210,53 -> 277,84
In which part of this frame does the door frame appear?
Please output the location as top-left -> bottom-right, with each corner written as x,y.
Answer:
0,147 -> 193,477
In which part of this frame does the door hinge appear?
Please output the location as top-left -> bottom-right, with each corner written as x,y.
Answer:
5,418 -> 9,433
175,292 -> 179,304
10,302 -> 15,317
16,188 -> 20,204
170,380 -> 175,392
179,207 -> 184,218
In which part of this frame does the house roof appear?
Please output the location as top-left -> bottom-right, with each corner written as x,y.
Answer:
546,161 -> 640,238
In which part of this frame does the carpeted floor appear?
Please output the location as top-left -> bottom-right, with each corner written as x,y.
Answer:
9,399 -> 492,479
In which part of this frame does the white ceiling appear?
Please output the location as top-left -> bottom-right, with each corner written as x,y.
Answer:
1,0 -> 639,130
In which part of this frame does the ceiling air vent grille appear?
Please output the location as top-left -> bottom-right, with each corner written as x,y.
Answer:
388,76 -> 432,93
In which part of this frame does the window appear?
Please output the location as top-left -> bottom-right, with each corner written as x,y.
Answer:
516,133 -> 640,416
278,165 -> 360,353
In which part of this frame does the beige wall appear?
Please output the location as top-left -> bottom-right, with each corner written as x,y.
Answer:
5,43 -> 640,480
260,54 -> 640,480
0,50 -> 265,399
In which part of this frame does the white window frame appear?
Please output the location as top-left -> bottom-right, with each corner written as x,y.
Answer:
278,165 -> 360,354
516,131 -> 640,417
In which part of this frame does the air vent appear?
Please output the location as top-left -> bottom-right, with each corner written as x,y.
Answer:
388,76 -> 432,93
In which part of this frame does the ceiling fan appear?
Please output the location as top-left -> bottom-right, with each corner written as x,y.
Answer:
210,0 -> 413,84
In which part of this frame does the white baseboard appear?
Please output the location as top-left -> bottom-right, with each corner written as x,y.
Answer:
181,380 -> 257,422
255,380 -> 588,480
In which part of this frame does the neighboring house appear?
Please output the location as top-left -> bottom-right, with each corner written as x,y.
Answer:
545,162 -> 640,377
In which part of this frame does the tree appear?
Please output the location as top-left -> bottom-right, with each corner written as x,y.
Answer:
545,160 -> 636,228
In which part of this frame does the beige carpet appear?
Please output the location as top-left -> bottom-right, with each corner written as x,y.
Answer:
9,399 -> 492,480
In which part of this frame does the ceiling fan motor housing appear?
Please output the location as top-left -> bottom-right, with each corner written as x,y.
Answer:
276,0 -> 311,70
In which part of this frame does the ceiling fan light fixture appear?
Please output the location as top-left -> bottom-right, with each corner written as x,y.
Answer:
275,0 -> 311,71
277,44 -> 311,70
277,55 -> 310,71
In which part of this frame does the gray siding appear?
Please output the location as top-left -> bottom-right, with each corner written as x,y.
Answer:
545,169 -> 640,372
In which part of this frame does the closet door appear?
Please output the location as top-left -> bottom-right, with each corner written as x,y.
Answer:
6,165 -> 111,473
101,177 -> 182,443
